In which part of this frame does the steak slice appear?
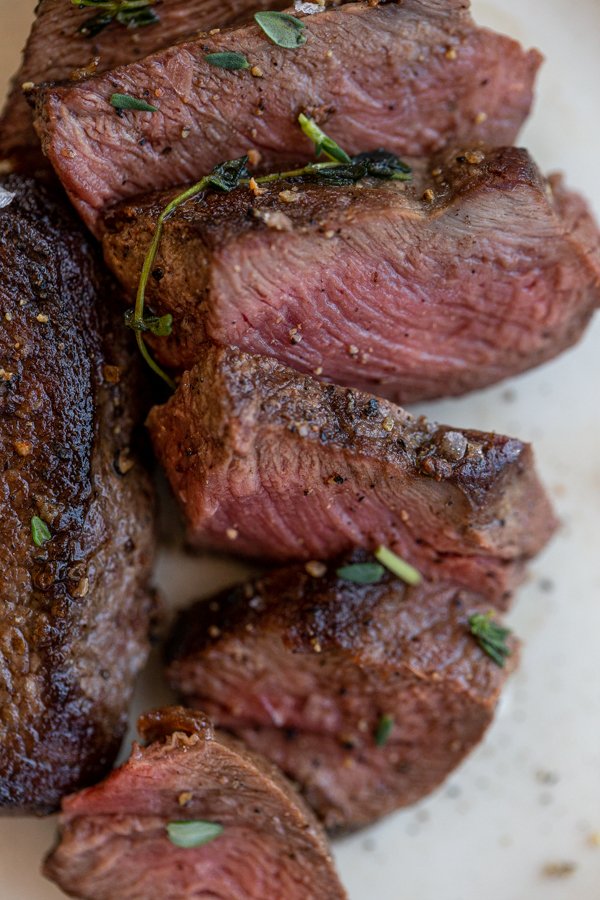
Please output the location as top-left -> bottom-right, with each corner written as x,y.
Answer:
0,0 -> 280,174
146,345 -> 556,606
166,555 -> 518,832
33,0 -> 542,233
103,146 -> 600,403
43,707 -> 346,900
0,175 -> 155,814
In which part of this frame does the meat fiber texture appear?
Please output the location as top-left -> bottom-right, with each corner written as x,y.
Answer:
0,0 -> 282,174
0,176 -> 155,814
166,554 -> 518,832
33,0 -> 542,234
43,707 -> 347,900
146,345 -> 556,607
103,146 -> 600,404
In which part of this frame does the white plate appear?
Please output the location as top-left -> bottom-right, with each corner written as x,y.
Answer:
1,1 -> 599,897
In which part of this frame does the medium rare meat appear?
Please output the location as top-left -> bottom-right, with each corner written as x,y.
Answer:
103,146 -> 600,403
43,707 -> 346,899
33,0 -> 542,233
0,0 -> 280,174
166,555 -> 518,832
146,345 -> 556,606
0,176 -> 155,813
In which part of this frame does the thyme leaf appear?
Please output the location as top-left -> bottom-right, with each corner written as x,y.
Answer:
110,93 -> 157,112
374,546 -> 422,586
166,821 -> 224,848
254,11 -> 307,48
298,113 -> 351,164
468,613 -> 512,667
72,0 -> 159,37
124,309 -> 173,336
374,714 -> 394,747
205,52 -> 250,70
31,516 -> 51,547
336,562 -> 385,585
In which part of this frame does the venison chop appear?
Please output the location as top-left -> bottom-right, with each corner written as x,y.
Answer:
0,175 -> 155,813
103,147 -> 600,402
33,0 -> 542,233
44,707 -> 346,899
146,345 -> 556,606
166,555 -> 518,832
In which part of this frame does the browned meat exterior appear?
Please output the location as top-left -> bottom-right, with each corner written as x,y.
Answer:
166,555 -> 518,832
33,0 -> 542,233
146,345 -> 556,606
43,707 -> 347,899
103,147 -> 600,403
0,175 -> 155,814
0,0 -> 280,174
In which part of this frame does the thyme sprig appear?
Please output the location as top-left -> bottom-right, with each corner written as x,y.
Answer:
129,118 -> 412,387
72,0 -> 159,38
468,613 -> 512,667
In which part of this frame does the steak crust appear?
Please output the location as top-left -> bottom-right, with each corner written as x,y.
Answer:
103,146 -> 600,402
0,175 -> 155,813
43,707 -> 347,899
166,555 -> 518,832
146,344 -> 556,606
33,0 -> 542,232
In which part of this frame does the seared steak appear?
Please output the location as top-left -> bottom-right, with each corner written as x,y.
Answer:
0,176 -> 155,813
166,555 -> 518,832
0,0 -> 280,174
146,345 -> 556,606
33,0 -> 542,233
103,147 -> 600,402
43,707 -> 346,899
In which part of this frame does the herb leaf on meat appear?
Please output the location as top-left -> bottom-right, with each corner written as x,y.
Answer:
298,113 -> 351,164
468,613 -> 512,667
31,516 -> 51,547
374,546 -> 422,586
166,821 -> 224,849
374,714 -> 394,747
110,93 -> 158,112
336,562 -> 385,585
205,52 -> 251,70
254,11 -> 307,48
124,309 -> 173,337
72,0 -> 159,38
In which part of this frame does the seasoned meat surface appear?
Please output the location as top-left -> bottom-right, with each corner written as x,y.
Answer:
0,0 -> 281,173
166,555 -> 518,831
0,176 -> 155,813
103,147 -> 600,402
33,0 -> 541,232
146,345 -> 556,606
44,707 -> 347,899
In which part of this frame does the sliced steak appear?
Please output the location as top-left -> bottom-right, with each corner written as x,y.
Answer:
0,175 -> 155,814
166,555 -> 518,832
33,0 -> 542,233
146,345 -> 556,606
43,707 -> 346,899
103,146 -> 600,402
0,0 -> 280,174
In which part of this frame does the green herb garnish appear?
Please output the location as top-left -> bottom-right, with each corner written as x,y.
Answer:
337,562 -> 385,585
31,516 -> 51,547
166,820 -> 224,848
110,93 -> 157,112
374,714 -> 394,747
205,52 -> 250,70
468,613 -> 512,667
374,546 -> 422,586
254,11 -> 307,48
129,123 -> 411,387
298,113 -> 351,164
72,0 -> 159,38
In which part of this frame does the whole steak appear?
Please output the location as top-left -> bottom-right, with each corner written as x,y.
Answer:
146,345 -> 556,607
0,176 -> 155,814
33,0 -> 541,233
166,554 -> 518,832
103,147 -> 600,403
44,707 -> 347,899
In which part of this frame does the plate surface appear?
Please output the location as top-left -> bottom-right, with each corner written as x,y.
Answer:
1,2 -> 599,897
